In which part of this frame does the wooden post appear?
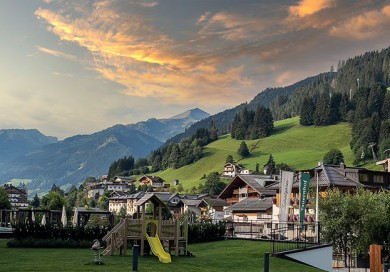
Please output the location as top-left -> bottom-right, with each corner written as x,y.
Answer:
175,219 -> 179,256
140,204 -> 145,256
123,219 -> 128,255
370,244 -> 382,272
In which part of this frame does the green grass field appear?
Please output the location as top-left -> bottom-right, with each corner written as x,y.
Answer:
0,239 -> 322,271
152,117 -> 379,189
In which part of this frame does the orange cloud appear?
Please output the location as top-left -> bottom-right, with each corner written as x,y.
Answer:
289,0 -> 337,17
330,5 -> 390,39
197,11 -> 266,41
37,46 -> 77,61
35,4 -> 253,107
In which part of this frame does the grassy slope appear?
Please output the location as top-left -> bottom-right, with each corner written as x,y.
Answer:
0,239 -> 321,271
152,117 -> 376,189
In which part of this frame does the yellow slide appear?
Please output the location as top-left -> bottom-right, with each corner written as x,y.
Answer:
145,233 -> 171,263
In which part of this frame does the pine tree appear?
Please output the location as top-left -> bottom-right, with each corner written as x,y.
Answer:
31,193 -> 40,208
237,141 -> 250,158
300,97 -> 315,126
314,93 -> 331,126
226,155 -> 234,163
265,154 -> 276,174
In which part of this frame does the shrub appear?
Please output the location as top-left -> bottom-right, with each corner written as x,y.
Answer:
9,222 -> 109,248
188,221 -> 226,243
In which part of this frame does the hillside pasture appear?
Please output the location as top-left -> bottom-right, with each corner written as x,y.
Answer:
156,117 -> 358,189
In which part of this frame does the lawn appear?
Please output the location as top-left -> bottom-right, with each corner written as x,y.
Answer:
0,239 -> 322,271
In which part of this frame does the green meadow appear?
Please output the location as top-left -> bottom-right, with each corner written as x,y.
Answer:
153,117 -> 377,188
0,239 -> 321,271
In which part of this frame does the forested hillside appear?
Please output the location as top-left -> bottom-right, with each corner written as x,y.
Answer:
151,117 -> 357,189
169,46 -> 390,165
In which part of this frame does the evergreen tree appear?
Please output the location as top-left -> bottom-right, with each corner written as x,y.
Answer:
314,93 -> 331,126
367,83 -> 386,115
31,193 -> 40,208
300,97 -> 315,125
0,187 -> 11,209
381,93 -> 390,119
209,120 -> 218,142
330,92 -> 342,123
225,155 -> 234,164
339,93 -> 350,121
265,154 -> 276,174
237,141 -> 250,158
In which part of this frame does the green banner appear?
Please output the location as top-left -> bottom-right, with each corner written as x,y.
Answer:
299,173 -> 310,231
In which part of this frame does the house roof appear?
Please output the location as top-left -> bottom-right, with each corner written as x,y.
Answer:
152,192 -> 176,202
202,197 -> 228,208
218,174 -> 278,199
267,164 -> 390,191
181,199 -> 203,207
135,193 -> 167,207
109,191 -> 145,200
225,197 -> 273,212
139,175 -> 164,183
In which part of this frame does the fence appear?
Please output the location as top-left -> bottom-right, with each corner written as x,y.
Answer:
222,220 -> 321,253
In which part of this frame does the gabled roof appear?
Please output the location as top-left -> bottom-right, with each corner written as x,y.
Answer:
139,175 -> 164,183
202,197 -> 228,208
225,197 -> 273,212
181,199 -> 203,207
135,193 -> 167,207
152,192 -> 176,202
218,174 -> 278,199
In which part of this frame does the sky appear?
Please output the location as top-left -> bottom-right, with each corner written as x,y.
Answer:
1,0 -> 390,140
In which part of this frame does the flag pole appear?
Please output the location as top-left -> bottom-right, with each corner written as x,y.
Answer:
315,166 -> 320,243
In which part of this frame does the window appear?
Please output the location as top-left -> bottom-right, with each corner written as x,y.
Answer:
374,175 -> 384,183
359,174 -> 369,182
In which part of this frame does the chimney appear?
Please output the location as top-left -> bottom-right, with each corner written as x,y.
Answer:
339,162 -> 345,169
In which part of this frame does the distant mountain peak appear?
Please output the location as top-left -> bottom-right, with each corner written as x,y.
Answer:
168,108 -> 209,120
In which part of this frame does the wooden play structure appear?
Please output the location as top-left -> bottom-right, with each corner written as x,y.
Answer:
102,193 -> 188,262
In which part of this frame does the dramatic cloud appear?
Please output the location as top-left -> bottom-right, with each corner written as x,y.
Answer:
35,2 -> 252,106
330,5 -> 390,40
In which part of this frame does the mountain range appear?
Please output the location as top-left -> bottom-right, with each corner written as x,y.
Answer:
0,108 -> 209,196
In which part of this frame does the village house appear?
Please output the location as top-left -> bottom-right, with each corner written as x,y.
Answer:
85,179 -> 135,199
200,197 -> 228,220
218,174 -> 278,206
2,184 -> 29,208
108,191 -> 145,215
222,163 -> 253,177
138,175 -> 165,188
225,197 -> 273,222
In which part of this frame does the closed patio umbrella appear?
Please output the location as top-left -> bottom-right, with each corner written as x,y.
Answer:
61,205 -> 67,227
31,209 -> 35,223
41,214 -> 46,226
